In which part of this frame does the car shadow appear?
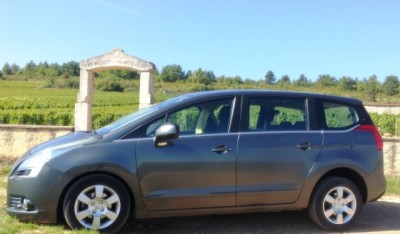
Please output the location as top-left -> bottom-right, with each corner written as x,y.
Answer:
119,198 -> 400,233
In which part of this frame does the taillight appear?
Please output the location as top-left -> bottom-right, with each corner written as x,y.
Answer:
356,124 -> 383,151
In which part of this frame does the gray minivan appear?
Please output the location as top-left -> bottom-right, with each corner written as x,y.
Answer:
7,90 -> 386,232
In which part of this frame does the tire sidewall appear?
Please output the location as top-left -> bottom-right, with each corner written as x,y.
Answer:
309,177 -> 362,231
63,174 -> 130,233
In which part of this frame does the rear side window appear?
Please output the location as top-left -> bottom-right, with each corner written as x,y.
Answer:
323,102 -> 360,129
247,97 -> 307,131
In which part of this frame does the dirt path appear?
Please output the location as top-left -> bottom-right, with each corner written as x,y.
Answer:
119,196 -> 400,233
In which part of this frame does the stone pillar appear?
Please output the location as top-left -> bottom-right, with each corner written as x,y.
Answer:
139,71 -> 154,109
74,69 -> 94,131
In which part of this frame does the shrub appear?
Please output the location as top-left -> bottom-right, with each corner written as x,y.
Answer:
96,78 -> 124,92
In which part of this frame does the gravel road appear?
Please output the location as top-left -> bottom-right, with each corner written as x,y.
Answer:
119,196 -> 400,233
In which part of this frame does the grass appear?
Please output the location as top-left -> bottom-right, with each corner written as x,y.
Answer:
386,177 -> 400,195
0,167 -> 97,234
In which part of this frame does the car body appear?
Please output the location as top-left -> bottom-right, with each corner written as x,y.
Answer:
7,90 -> 386,232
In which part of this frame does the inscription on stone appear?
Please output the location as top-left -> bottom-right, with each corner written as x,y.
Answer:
80,49 -> 155,72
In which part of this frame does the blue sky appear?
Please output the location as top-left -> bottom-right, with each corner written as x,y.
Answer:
1,0 -> 399,81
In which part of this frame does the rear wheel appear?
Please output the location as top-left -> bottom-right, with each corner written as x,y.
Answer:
63,174 -> 130,233
308,177 -> 362,231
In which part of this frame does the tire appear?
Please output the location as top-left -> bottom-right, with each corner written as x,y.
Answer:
308,177 -> 362,231
63,174 -> 130,233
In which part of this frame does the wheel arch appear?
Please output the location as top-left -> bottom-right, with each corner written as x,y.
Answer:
310,167 -> 368,204
56,171 -> 136,223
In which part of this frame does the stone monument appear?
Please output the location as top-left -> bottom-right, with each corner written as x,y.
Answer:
74,49 -> 156,131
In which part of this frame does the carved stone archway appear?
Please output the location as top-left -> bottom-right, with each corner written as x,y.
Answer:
74,49 -> 156,131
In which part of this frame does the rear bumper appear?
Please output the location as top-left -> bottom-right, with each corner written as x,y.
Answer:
364,162 -> 386,203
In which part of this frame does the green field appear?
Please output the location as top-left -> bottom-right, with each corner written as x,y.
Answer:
0,80 -> 399,135
0,81 -> 142,128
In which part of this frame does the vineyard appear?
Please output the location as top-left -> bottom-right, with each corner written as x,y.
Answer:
0,80 -> 399,135
0,81 -> 141,128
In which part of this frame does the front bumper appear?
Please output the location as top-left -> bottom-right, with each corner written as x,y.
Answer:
7,164 -> 71,224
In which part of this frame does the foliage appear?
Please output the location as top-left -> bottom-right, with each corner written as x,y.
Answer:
338,76 -> 357,91
1,58 -> 400,131
386,177 -> 400,195
265,70 -> 276,84
360,75 -> 382,102
316,74 -> 337,87
187,68 -> 216,85
293,74 -> 311,87
96,78 -> 125,92
370,113 -> 400,136
277,75 -> 291,85
159,64 -> 184,82
2,62 -> 11,75
382,75 -> 399,96
0,81 -> 141,128
97,69 -> 139,80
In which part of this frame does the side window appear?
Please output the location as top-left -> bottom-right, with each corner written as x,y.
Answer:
168,106 -> 200,134
143,98 -> 233,137
247,97 -> 307,131
323,102 -> 359,129
249,105 -> 261,130
145,117 -> 164,137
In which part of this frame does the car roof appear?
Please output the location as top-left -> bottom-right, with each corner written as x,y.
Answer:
179,90 -> 363,105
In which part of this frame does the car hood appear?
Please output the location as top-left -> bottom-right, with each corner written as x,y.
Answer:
28,131 -> 102,156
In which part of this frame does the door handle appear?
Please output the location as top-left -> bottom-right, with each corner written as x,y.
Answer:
297,142 -> 312,150
211,145 -> 232,154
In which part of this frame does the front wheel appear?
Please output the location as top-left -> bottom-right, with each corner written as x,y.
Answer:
63,174 -> 130,233
308,177 -> 362,231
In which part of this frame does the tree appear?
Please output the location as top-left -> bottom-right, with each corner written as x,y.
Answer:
35,61 -> 49,77
46,63 -> 62,77
316,74 -> 337,87
61,61 -> 80,78
382,75 -> 399,96
277,75 -> 291,85
188,68 -> 216,85
338,76 -> 357,91
360,75 -> 381,102
23,60 -> 37,78
264,70 -> 276,84
293,74 -> 311,87
185,70 -> 192,80
159,64 -> 184,82
2,63 -> 11,75
10,63 -> 21,75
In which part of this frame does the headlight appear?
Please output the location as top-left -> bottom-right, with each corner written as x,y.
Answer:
14,146 -> 78,177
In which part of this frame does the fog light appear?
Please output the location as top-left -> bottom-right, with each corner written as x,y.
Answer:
22,198 -> 34,211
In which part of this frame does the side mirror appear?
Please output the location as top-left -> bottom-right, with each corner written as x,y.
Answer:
154,123 -> 180,147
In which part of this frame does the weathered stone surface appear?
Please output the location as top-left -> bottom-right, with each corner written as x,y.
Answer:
80,48 -> 155,72
74,49 -> 156,131
364,105 -> 400,114
0,125 -> 73,159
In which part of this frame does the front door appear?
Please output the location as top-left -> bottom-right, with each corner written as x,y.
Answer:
137,98 -> 238,210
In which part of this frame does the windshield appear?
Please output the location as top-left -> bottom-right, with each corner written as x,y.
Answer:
95,94 -> 189,135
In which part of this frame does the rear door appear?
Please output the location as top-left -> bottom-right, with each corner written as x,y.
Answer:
236,96 -> 323,206
316,100 -> 380,169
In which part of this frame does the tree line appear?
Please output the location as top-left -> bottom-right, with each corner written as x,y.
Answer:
1,61 -> 399,102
